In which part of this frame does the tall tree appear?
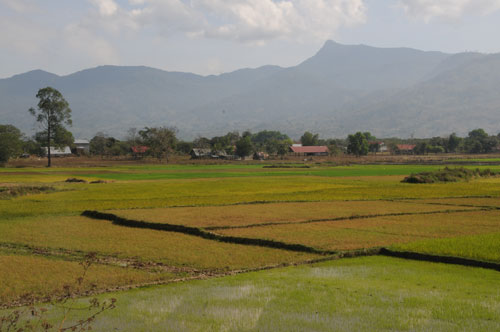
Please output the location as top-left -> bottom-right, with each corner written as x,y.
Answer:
446,133 -> 461,153
235,136 -> 253,159
300,131 -> 319,146
464,128 -> 497,154
139,126 -> 177,163
347,132 -> 369,156
29,87 -> 72,167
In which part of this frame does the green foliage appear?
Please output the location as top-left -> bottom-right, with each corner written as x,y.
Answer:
0,124 -> 23,164
89,133 -> 129,156
176,141 -> 194,154
250,130 -> 291,155
464,128 -> 498,154
300,131 -> 319,146
210,132 -> 239,153
29,87 -> 73,167
347,132 -> 369,156
34,124 -> 74,149
139,126 -> 178,162
235,136 -> 253,158
368,142 -> 380,153
22,139 -> 45,157
193,137 -> 211,149
446,133 -> 461,152
363,132 -> 376,141
402,167 -> 498,184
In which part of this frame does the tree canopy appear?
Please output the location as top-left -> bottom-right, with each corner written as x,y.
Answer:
139,126 -> 177,162
464,129 -> 498,153
0,124 -> 24,165
29,87 -> 72,167
300,131 -> 319,146
235,136 -> 253,158
347,132 -> 369,156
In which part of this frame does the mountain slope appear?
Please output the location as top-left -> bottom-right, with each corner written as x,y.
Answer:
1,41 -> 499,139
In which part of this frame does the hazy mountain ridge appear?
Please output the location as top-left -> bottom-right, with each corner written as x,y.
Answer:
1,41 -> 499,139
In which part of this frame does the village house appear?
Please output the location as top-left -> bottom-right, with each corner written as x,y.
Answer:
289,145 -> 329,156
253,151 -> 269,160
190,148 -> 231,159
43,146 -> 72,157
369,141 -> 388,153
395,144 -> 416,155
131,145 -> 149,159
74,139 -> 90,154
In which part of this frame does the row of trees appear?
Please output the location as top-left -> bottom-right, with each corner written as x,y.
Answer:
88,129 -> 293,160
411,129 -> 499,155
3,124 -> 500,165
343,130 -> 500,157
2,87 -> 500,165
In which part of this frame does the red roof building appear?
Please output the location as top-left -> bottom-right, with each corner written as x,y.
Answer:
289,146 -> 329,156
396,144 -> 416,151
131,146 -> 149,154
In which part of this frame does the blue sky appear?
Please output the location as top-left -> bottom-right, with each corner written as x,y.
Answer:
1,0 -> 500,78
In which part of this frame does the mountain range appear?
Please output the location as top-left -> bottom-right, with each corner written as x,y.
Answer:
1,40 -> 499,140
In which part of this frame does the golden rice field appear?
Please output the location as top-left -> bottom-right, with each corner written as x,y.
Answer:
213,210 -> 500,251
0,216 -> 318,271
1,162 -> 500,318
107,200 -> 477,229
0,254 -> 177,304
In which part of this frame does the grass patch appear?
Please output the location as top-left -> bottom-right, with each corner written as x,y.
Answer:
25,256 -> 500,332
402,167 -> 499,184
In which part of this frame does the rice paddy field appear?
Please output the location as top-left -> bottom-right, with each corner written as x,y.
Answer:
1,161 -> 500,330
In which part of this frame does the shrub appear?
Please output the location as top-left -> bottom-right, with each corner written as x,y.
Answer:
402,167 -> 498,184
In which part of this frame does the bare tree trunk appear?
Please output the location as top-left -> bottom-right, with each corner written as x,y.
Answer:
47,123 -> 51,167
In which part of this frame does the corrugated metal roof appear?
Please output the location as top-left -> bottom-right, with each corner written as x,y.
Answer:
290,146 -> 329,153
43,146 -> 72,155
74,139 -> 89,144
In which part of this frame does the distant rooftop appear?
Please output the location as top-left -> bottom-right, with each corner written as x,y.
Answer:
290,146 -> 328,154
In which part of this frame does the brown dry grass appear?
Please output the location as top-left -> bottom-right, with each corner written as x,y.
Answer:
0,254 -> 177,304
215,210 -> 500,251
107,201 -> 477,229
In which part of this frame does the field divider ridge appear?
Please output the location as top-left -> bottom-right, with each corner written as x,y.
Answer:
379,248 -> 500,271
0,242 -> 201,274
81,210 -> 334,255
204,208 -> 487,231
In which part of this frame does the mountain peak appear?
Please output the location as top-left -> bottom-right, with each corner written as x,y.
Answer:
7,69 -> 59,81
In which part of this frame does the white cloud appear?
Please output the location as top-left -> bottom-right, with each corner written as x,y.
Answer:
398,0 -> 500,21
89,0 -> 119,16
126,0 -> 366,43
